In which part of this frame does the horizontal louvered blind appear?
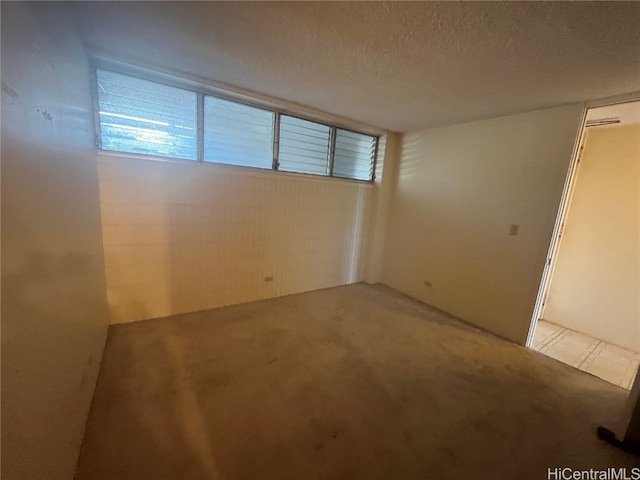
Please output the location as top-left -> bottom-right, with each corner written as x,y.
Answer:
278,116 -> 330,176
204,96 -> 274,169
96,69 -> 198,160
333,129 -> 376,181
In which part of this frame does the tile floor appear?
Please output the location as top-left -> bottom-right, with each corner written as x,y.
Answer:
531,320 -> 639,390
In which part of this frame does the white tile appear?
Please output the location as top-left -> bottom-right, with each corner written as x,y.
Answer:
597,343 -> 638,364
579,341 -> 604,370
531,340 -> 546,350
533,322 -> 639,390
532,320 -> 564,347
536,320 -> 563,337
537,329 -> 565,353
546,333 -> 592,359
621,360 -> 639,390
582,359 -> 628,388
535,324 -> 568,353
544,331 -> 599,368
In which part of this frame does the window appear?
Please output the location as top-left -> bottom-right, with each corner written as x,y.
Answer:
94,68 -> 377,181
333,129 -> 377,181
96,69 -> 198,160
278,116 -> 331,176
204,96 -> 274,169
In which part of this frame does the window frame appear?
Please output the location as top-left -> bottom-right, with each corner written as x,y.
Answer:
91,62 -> 379,182
332,126 -> 380,181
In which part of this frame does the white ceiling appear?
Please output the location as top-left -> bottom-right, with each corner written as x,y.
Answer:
67,1 -> 640,132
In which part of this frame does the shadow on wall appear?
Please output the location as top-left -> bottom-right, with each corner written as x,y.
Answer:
344,186 -> 370,282
1,242 -> 106,478
1,2 -> 111,477
395,134 -> 425,182
99,155 -> 375,325
382,105 -> 584,344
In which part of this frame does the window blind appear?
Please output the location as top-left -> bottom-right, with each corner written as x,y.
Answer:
333,129 -> 376,181
204,96 -> 274,169
96,69 -> 198,160
278,115 -> 331,176
95,68 -> 377,181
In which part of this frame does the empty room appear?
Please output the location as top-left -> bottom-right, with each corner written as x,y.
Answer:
2,2 -> 640,479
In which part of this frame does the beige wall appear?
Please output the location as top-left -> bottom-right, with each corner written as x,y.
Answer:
1,3 -> 110,479
98,155 -> 374,323
543,126 -> 640,351
365,132 -> 401,284
382,105 -> 583,344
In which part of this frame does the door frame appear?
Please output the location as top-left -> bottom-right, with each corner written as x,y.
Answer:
526,91 -> 640,347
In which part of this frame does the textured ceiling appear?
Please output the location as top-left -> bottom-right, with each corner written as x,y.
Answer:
67,1 -> 640,132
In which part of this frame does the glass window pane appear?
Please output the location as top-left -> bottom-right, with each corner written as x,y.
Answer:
204,96 -> 274,169
278,116 -> 330,176
96,69 -> 197,160
333,129 -> 376,181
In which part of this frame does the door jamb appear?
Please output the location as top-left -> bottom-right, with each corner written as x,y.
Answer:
526,91 -> 640,347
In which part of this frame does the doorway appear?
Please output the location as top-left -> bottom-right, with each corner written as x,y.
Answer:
528,99 -> 640,389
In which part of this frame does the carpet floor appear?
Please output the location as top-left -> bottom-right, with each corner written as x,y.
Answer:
76,283 -> 639,479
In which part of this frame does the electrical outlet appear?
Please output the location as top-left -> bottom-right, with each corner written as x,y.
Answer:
509,224 -> 519,236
